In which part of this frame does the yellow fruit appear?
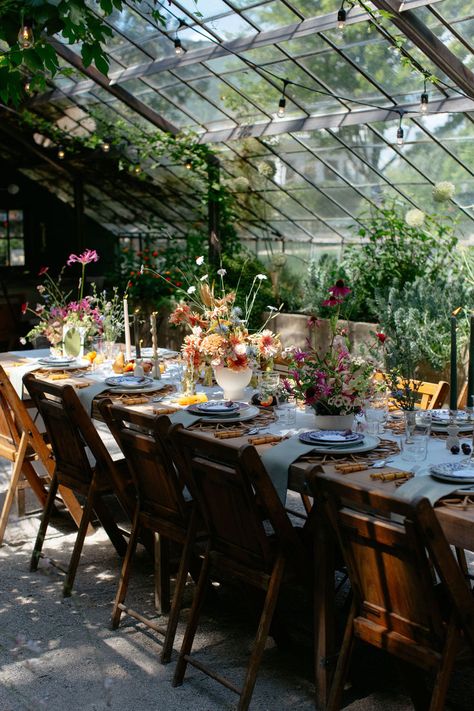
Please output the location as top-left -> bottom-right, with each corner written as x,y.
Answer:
112,352 -> 125,374
85,351 -> 97,362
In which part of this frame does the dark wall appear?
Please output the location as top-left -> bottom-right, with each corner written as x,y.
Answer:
0,161 -> 117,277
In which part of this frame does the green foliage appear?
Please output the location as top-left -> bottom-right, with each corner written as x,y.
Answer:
303,255 -> 367,321
221,253 -> 275,331
341,203 -> 459,322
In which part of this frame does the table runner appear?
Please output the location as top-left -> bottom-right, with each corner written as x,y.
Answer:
396,472 -> 474,505
261,435 -> 316,504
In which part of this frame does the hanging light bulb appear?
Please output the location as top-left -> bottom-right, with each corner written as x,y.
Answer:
18,23 -> 34,49
101,138 -> 111,153
396,127 -> 404,145
174,37 -> 183,55
337,7 -> 346,32
57,146 -> 65,160
277,97 -> 286,118
133,163 -> 142,175
184,159 -> 193,170
419,81 -> 429,114
24,80 -> 32,94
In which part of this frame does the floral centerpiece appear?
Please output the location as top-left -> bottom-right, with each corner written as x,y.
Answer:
23,250 -> 123,357
283,281 -> 375,426
151,256 -> 281,397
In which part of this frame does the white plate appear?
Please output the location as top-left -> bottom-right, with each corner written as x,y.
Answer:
430,409 -> 469,423
107,382 -> 167,395
196,400 -> 240,413
307,430 -> 364,444
105,375 -> 153,389
186,404 -> 260,424
430,462 -> 474,484
38,356 -> 76,366
37,359 -> 90,371
431,423 -> 473,433
298,434 -> 380,455
140,347 -> 179,359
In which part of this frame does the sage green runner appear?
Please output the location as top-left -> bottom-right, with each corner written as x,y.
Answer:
261,435 -> 316,504
397,473 -> 474,505
170,411 -> 202,428
76,382 -> 110,415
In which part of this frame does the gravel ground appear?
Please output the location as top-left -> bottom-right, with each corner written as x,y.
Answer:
1,459 -> 473,711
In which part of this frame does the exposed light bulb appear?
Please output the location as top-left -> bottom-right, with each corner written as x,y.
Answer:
277,97 -> 286,118
185,159 -> 193,170
419,91 -> 429,114
133,163 -> 141,175
18,24 -> 34,49
174,37 -> 183,55
57,146 -> 65,160
396,127 -> 404,146
24,81 -> 31,94
101,140 -> 111,153
337,8 -> 346,31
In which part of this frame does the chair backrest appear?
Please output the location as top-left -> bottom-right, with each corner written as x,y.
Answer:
309,472 -> 474,664
375,372 -> 449,410
99,403 -> 188,530
23,374 -> 123,494
0,365 -> 54,474
169,426 -> 305,575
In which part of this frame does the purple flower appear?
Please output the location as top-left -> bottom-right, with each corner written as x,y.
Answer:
328,279 -> 351,298
67,249 -> 99,266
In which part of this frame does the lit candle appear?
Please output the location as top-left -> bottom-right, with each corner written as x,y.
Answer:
450,307 -> 462,412
123,297 -> 131,361
150,312 -> 158,360
134,309 -> 141,359
468,314 -> 474,410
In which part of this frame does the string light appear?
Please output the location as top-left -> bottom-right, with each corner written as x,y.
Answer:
57,145 -> 65,160
419,80 -> 429,114
133,163 -> 142,175
101,138 -> 111,152
184,158 -> 193,170
277,79 -> 289,118
18,23 -> 34,49
24,81 -> 32,94
396,113 -> 404,146
174,19 -> 185,55
337,1 -> 347,32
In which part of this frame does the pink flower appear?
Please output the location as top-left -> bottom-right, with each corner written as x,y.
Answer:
307,315 -> 320,329
328,279 -> 351,299
38,266 -> 49,276
21,302 -> 28,315
67,249 -> 99,266
322,296 -> 342,308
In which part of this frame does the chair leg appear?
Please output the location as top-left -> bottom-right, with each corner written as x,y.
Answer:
238,555 -> 286,711
301,493 -> 313,515
326,602 -> 356,711
30,474 -> 59,571
21,460 -> 48,508
161,510 -> 198,664
63,483 -> 97,597
155,533 -> 171,614
429,620 -> 460,711
0,432 -> 29,545
173,548 -> 211,687
111,512 -> 141,629
16,482 -> 26,518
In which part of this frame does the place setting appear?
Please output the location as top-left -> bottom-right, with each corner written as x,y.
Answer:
297,429 -> 380,456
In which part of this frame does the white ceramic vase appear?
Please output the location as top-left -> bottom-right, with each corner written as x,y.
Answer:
312,413 -> 355,431
213,365 -> 253,401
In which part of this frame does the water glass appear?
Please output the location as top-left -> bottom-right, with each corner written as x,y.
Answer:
365,392 -> 389,435
276,397 -> 297,426
257,371 -> 280,405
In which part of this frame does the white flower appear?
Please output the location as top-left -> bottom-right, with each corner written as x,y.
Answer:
267,305 -> 277,311
20,337 -> 27,345
217,268 -> 226,276
187,286 -> 196,294
200,274 -> 208,281
195,256 -> 204,265
232,176 -> 250,192
257,160 -> 275,178
140,264 -> 144,274
256,274 -> 267,280
405,208 -> 425,227
433,181 -> 455,202
234,343 -> 247,356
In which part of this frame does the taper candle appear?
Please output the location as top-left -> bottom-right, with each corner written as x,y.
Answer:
123,297 -> 131,361
134,309 -> 141,359
468,314 -> 474,410
450,307 -> 462,411
150,312 -> 158,360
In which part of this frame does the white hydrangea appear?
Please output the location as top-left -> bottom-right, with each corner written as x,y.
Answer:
405,208 -> 426,227
433,181 -> 455,202
231,176 -> 250,192
257,160 -> 275,178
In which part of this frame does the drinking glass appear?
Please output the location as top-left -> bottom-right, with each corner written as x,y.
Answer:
257,372 -> 280,406
276,396 -> 297,426
365,391 -> 389,435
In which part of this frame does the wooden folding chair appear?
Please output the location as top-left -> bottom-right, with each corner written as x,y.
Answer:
308,472 -> 474,711
23,374 -> 131,596
169,426 -> 310,711
0,365 -> 83,545
99,402 -> 203,663
375,372 -> 449,410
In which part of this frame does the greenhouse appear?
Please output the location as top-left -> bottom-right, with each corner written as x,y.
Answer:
1,2 -> 474,710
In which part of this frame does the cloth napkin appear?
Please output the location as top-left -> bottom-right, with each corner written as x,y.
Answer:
169,411 -> 202,428
76,382 -> 111,415
260,435 -> 316,505
396,473 -> 474,505
7,362 -> 42,397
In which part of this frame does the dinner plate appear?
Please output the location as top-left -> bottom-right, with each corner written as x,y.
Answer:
140,347 -> 179,359
105,375 -> 154,389
186,404 -> 259,424
38,355 -> 77,366
195,400 -> 240,414
37,359 -> 90,371
431,422 -> 473,433
298,433 -> 380,455
306,430 -> 364,444
430,409 -> 469,423
429,462 -> 474,484
107,382 -> 167,395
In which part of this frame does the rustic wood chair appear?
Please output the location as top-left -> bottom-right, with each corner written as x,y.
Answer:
23,374 -> 131,597
308,471 -> 474,711
0,365 -> 84,545
169,425 -> 310,711
99,402 -> 203,663
375,372 -> 449,410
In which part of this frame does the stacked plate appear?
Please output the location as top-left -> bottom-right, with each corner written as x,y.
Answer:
430,409 -> 473,433
186,400 -> 259,423
429,461 -> 474,484
104,375 -> 160,394
37,355 -> 86,369
298,429 -> 380,455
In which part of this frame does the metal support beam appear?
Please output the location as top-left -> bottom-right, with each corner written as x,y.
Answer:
35,0 -> 441,103
372,0 -> 474,99
47,38 -> 179,135
197,95 -> 474,144
207,155 -> 221,266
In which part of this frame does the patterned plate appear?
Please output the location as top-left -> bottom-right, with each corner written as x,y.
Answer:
307,429 -> 364,444
430,409 -> 469,423
38,355 -> 76,366
186,404 -> 259,424
298,433 -> 380,455
105,375 -> 153,389
195,400 -> 240,413
429,461 -> 474,484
